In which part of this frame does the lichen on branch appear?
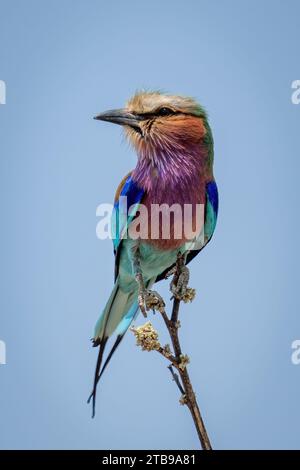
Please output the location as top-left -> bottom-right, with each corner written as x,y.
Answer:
131,322 -> 160,352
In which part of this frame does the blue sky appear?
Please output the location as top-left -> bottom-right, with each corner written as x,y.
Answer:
0,0 -> 299,449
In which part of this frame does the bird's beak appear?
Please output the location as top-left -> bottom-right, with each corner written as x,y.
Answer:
93,108 -> 143,128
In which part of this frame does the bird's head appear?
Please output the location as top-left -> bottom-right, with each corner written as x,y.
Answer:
94,91 -> 213,170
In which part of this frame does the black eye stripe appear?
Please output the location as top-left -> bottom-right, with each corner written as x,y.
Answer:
131,109 -> 199,121
134,108 -> 179,119
157,107 -> 175,116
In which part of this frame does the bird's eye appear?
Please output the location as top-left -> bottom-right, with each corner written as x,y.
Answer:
157,107 -> 174,116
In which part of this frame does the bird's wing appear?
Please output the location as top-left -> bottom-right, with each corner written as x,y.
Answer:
112,172 -> 145,281
155,180 -> 218,281
88,173 -> 145,414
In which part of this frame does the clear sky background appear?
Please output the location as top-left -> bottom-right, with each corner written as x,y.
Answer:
0,0 -> 299,450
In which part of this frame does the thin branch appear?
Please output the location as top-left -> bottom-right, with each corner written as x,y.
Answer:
168,364 -> 185,395
166,301 -> 212,450
171,298 -> 180,324
160,307 -> 171,329
164,253 -> 212,450
131,253 -> 212,450
157,347 -> 179,368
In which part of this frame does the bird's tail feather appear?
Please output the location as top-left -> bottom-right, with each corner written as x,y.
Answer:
88,278 -> 138,417
93,280 -> 136,342
98,301 -> 139,379
96,277 -> 154,382
87,336 -> 108,417
88,277 -> 156,417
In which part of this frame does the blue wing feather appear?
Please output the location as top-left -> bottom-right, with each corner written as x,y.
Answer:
112,174 -> 144,253
206,180 -> 219,216
112,174 -> 145,280
204,180 -> 219,241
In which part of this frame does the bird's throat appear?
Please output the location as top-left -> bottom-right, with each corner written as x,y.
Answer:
132,145 -> 210,197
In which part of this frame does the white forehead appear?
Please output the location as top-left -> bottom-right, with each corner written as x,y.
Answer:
127,92 -> 200,114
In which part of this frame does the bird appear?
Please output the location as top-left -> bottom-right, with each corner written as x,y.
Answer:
88,91 -> 218,417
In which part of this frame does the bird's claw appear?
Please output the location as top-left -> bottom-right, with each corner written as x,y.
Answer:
138,289 -> 166,316
170,264 -> 195,302
138,290 -> 148,317
165,266 -> 176,279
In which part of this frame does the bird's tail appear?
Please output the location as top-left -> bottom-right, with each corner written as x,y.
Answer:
88,278 -> 139,417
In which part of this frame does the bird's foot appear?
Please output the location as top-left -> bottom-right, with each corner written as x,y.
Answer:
170,264 -> 196,302
165,265 -> 176,279
170,263 -> 189,299
138,288 -> 166,316
145,289 -> 166,313
135,272 -> 165,315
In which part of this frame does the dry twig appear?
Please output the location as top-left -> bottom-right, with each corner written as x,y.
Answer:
131,253 -> 212,450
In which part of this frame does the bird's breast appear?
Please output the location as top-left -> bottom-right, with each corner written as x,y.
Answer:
130,180 -> 206,250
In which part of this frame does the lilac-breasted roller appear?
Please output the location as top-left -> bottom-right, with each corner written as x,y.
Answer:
88,91 -> 218,416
